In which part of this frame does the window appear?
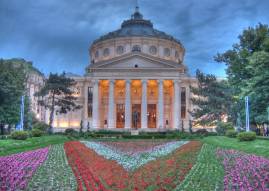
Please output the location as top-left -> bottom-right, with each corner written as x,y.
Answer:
116,45 -> 124,55
95,50 -> 99,58
132,45 -> 141,52
175,51 -> 179,58
164,48 -> 171,57
88,87 -> 93,118
181,87 -> 186,119
103,48 -> 110,57
149,46 -> 157,55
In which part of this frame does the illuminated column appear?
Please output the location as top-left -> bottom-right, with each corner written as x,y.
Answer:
92,80 -> 99,128
141,79 -> 148,129
108,79 -> 115,128
124,80 -> 131,129
83,84 -> 88,128
173,80 -> 181,129
158,79 -> 164,128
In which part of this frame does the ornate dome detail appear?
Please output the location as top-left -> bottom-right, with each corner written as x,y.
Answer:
93,6 -> 182,45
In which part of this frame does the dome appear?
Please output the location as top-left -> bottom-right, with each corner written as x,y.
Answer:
93,6 -> 182,45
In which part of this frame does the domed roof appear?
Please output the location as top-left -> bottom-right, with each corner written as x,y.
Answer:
93,7 -> 182,45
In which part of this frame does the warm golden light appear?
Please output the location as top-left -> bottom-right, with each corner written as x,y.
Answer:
59,121 -> 69,128
131,80 -> 141,87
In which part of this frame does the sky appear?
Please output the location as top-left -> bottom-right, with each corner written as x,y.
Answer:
0,0 -> 269,77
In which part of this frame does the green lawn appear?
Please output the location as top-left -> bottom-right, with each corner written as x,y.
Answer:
0,135 -> 69,156
203,136 -> 269,158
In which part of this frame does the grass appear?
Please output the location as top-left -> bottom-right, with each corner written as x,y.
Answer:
203,136 -> 269,158
0,135 -> 69,156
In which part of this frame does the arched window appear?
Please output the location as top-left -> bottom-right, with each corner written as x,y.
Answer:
103,48 -> 110,57
149,46 -> 157,55
132,45 -> 141,52
164,48 -> 171,57
116,45 -> 124,55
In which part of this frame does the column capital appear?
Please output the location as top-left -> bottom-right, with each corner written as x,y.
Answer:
173,79 -> 181,85
157,79 -> 163,84
109,79 -> 115,84
141,79 -> 148,84
93,79 -> 99,85
125,79 -> 131,84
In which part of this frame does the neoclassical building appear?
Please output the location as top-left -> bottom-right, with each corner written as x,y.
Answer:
49,7 -> 197,131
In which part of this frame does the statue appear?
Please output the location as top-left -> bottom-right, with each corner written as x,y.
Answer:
133,110 -> 139,129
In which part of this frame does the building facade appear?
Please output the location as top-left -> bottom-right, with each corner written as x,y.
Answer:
50,7 -> 197,131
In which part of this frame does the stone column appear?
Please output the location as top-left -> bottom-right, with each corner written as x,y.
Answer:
92,80 -> 99,129
108,80 -> 115,128
186,85 -> 190,127
141,79 -> 148,129
124,80 -> 131,129
173,80 -> 181,129
158,79 -> 164,128
83,84 -> 88,128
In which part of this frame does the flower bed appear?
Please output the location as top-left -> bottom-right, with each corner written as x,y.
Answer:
0,147 -> 48,190
27,144 -> 77,190
82,140 -> 188,171
176,144 -> 224,191
100,140 -> 169,155
65,141 -> 127,190
217,149 -> 269,191
64,141 -> 202,190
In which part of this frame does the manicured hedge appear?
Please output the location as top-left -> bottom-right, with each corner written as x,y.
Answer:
31,129 -> 44,137
225,129 -> 237,138
11,131 -> 28,140
237,132 -> 256,141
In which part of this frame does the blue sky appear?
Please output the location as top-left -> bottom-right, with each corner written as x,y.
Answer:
1,0 -> 269,77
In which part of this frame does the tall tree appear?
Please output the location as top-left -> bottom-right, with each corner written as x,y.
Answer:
190,70 -> 232,127
246,51 -> 269,125
215,23 -> 269,125
0,59 -> 26,134
35,73 -> 81,134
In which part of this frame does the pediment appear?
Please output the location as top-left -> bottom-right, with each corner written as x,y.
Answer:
92,53 -> 179,69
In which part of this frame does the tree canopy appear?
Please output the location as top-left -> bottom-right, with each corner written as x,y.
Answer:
215,23 -> 269,125
190,70 -> 232,127
35,72 -> 81,133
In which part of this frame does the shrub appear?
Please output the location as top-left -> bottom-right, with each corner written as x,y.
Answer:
237,132 -> 256,141
11,131 -> 28,140
33,122 -> 49,132
31,129 -> 43,137
195,129 -> 209,136
65,128 -> 80,139
216,122 -> 234,135
64,128 -> 76,135
225,129 -> 237,138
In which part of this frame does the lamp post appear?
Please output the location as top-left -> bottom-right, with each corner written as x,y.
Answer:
267,106 -> 269,125
17,95 -> 25,131
245,96 -> 250,132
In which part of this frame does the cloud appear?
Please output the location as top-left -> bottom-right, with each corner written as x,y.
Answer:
0,0 -> 268,77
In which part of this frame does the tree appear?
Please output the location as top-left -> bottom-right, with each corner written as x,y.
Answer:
215,23 -> 269,126
0,59 -> 26,134
35,73 -> 81,134
246,51 -> 269,125
190,69 -> 232,127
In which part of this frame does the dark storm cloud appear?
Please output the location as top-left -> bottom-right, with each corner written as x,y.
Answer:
0,0 -> 269,76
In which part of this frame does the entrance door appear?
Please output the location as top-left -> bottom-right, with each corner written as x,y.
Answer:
132,104 -> 141,128
147,104 -> 157,128
116,104 -> 125,128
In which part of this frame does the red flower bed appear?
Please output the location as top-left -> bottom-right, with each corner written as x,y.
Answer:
64,141 -> 202,191
64,141 -> 128,190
